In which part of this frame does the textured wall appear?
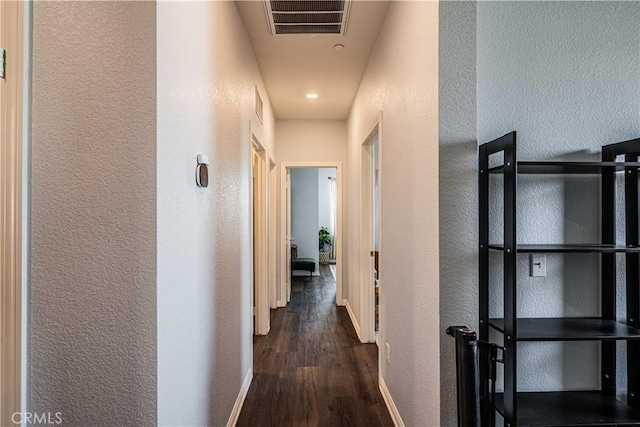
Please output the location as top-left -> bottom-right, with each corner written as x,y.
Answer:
157,2 -> 274,425
347,2 -> 440,425
275,120 -> 347,302
30,2 -> 157,424
440,2 -> 640,424
438,1 -> 477,425
291,168 -> 320,272
478,0 -> 640,395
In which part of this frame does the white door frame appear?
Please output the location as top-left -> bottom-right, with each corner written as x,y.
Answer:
360,114 -> 382,344
281,166 -> 291,305
268,157 -> 277,310
250,125 -> 270,336
280,162 -> 344,306
0,1 -> 24,424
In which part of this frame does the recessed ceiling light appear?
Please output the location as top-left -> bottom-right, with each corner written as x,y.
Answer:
306,93 -> 319,99
333,44 -> 345,51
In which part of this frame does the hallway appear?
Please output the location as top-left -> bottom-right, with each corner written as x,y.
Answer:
238,266 -> 393,426
24,2 -> 442,425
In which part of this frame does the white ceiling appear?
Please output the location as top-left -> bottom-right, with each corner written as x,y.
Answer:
236,1 -> 390,120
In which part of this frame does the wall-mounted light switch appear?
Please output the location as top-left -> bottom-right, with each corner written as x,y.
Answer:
530,254 -> 546,277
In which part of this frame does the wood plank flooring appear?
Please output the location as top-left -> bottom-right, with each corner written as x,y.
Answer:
237,265 -> 393,427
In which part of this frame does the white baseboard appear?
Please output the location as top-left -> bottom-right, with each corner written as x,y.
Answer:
344,299 -> 362,341
226,368 -> 253,427
379,376 -> 405,427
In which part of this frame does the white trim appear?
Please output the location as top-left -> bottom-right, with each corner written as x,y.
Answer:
379,376 -> 405,427
359,114 -> 383,344
268,162 -> 278,310
1,2 -> 24,424
20,0 -> 31,416
279,162 -> 344,307
226,368 -> 253,427
250,122 -> 270,336
279,166 -> 291,303
344,299 -> 361,341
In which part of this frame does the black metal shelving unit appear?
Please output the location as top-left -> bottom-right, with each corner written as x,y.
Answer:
479,132 -> 640,426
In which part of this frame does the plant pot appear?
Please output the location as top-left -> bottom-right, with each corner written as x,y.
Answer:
319,251 -> 330,265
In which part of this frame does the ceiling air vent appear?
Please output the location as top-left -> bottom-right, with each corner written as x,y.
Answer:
265,1 -> 352,36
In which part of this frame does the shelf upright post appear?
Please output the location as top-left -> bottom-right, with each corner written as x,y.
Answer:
601,145 -> 617,397
625,152 -> 640,411
503,132 -> 518,427
478,143 -> 490,426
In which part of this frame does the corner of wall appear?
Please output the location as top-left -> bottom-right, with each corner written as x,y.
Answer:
438,1 -> 478,425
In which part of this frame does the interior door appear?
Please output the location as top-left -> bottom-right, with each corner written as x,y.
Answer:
372,137 -> 380,343
285,168 -> 292,302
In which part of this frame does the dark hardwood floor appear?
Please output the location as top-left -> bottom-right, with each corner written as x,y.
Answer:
237,265 -> 393,427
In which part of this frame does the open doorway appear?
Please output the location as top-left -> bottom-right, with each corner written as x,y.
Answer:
280,163 -> 343,307
361,118 -> 381,345
371,138 -> 381,345
288,167 -> 337,279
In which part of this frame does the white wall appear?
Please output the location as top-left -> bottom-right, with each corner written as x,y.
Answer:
291,168 -> 320,273
157,2 -> 274,425
30,2 -> 157,424
347,2 -> 440,425
276,120 -> 347,301
318,168 -> 336,244
478,0 -> 640,395
276,120 -> 348,163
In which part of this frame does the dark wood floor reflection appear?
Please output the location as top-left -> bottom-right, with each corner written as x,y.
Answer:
237,265 -> 393,427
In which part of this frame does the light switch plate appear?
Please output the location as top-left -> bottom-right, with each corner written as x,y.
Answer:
530,254 -> 546,277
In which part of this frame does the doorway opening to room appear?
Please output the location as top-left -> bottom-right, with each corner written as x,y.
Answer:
290,167 -> 337,281
280,164 -> 343,307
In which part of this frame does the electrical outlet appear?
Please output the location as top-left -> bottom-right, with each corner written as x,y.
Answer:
530,254 -> 546,277
385,342 -> 391,365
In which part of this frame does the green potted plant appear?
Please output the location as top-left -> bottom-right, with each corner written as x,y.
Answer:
319,226 -> 331,264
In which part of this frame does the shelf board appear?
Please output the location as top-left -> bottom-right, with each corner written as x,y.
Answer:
488,243 -> 640,253
494,391 -> 640,426
488,161 -> 640,175
489,318 -> 640,341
